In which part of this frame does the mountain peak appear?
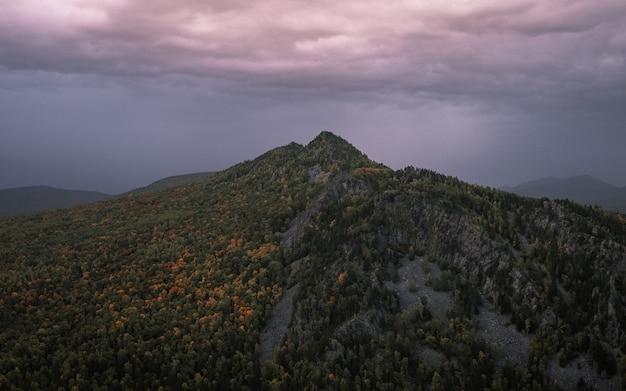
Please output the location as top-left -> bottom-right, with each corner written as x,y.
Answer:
305,131 -> 380,170
306,131 -> 355,151
308,130 -> 346,143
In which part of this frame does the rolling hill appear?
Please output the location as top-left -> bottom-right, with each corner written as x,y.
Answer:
0,132 -> 624,390
124,172 -> 216,196
0,173 -> 215,218
0,186 -> 110,218
503,175 -> 626,213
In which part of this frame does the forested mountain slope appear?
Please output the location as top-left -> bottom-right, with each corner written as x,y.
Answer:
0,132 -> 624,390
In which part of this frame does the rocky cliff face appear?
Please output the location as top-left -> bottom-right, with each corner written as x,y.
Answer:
264,156 -> 626,389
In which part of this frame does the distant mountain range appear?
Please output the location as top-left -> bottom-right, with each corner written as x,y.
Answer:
124,172 -> 215,196
0,173 -> 217,218
0,186 -> 111,218
502,175 -> 626,213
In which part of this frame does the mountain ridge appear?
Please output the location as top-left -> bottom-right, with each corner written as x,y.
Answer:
0,132 -> 624,390
0,185 -> 111,218
502,175 -> 626,213
123,172 -> 216,196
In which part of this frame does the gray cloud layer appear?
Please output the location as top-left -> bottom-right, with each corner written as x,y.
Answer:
1,1 -> 626,193
3,1 -> 625,99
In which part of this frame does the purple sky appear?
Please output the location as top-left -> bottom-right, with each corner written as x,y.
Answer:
1,0 -> 626,194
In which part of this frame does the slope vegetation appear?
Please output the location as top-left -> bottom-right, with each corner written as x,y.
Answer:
0,132 -> 625,390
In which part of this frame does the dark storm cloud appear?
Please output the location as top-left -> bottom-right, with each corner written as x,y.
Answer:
2,1 -> 625,100
1,1 -> 625,192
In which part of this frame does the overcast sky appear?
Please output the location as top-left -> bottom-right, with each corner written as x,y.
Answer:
1,0 -> 626,194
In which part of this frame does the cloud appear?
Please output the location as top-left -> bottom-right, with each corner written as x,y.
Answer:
2,0 -> 626,194
1,0 -> 624,105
